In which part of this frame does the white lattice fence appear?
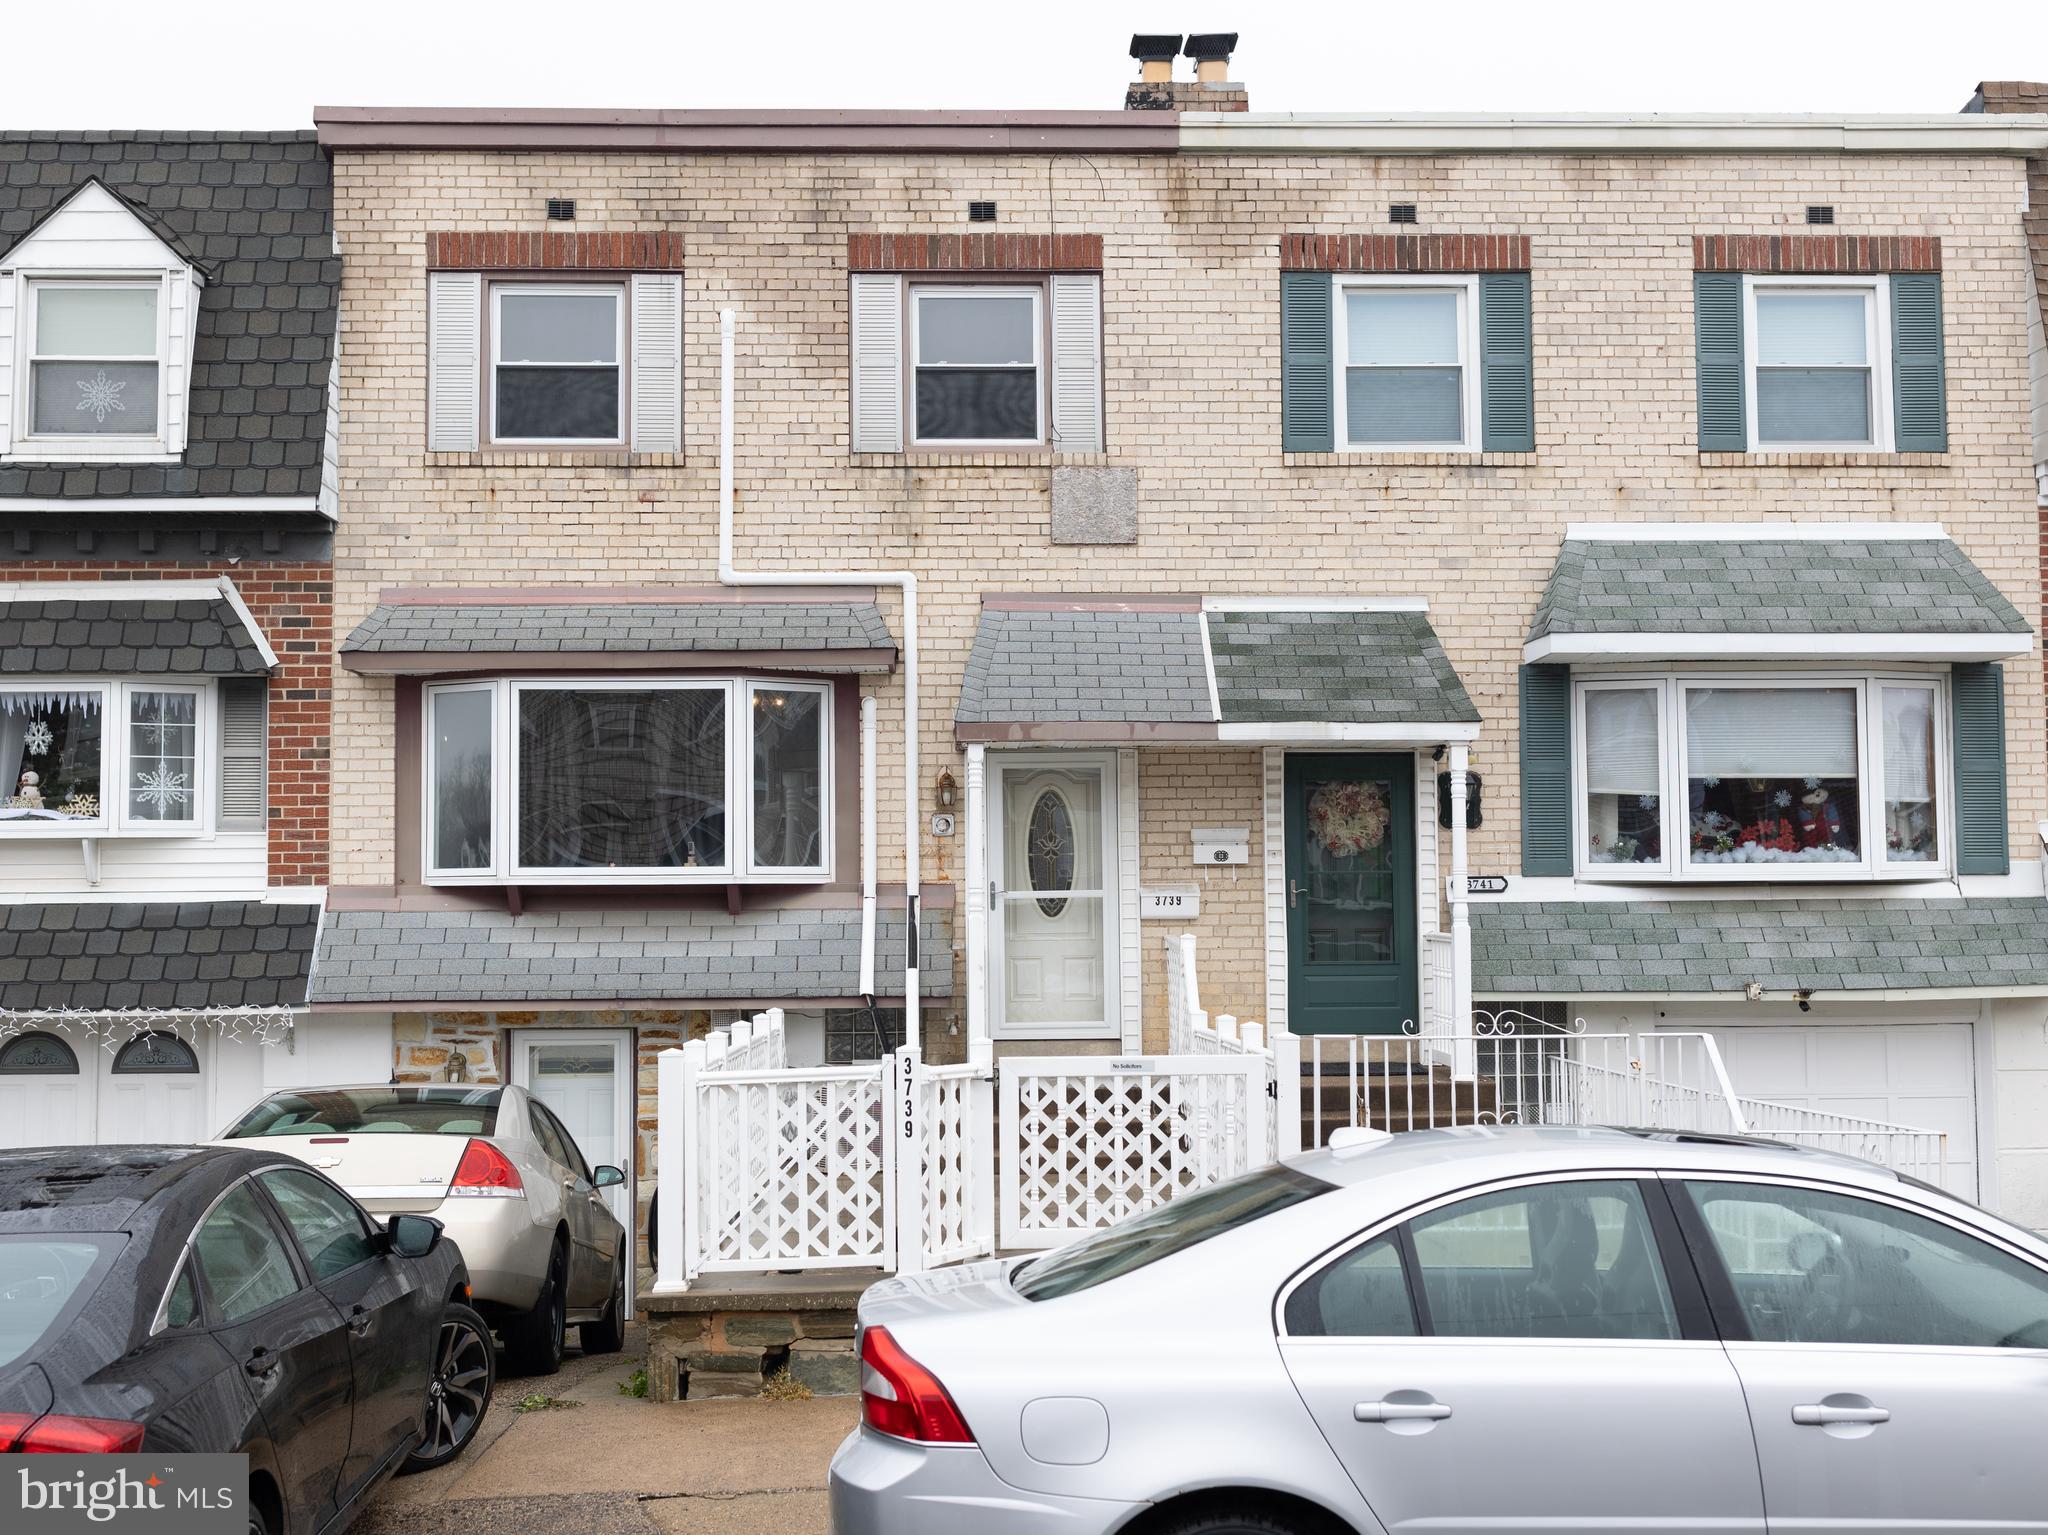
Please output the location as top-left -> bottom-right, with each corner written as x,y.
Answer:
899,1048 -> 995,1271
998,1055 -> 1267,1250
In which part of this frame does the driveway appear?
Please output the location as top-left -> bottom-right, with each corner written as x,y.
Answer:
358,1324 -> 855,1535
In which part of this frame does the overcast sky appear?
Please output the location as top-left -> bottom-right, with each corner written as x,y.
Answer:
6,0 -> 2044,127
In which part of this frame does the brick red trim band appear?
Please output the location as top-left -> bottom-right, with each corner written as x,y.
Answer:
426,231 -> 685,271
1280,234 -> 1531,273
1691,235 -> 1941,273
846,233 -> 1103,273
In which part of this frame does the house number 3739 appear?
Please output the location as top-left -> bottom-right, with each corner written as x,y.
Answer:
1140,887 -> 1201,919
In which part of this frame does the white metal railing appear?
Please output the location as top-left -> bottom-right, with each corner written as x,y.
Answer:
1731,1094 -> 1948,1183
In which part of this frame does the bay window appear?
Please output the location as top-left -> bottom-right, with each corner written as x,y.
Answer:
422,677 -> 833,884
1,681 -> 209,835
1574,671 -> 1948,881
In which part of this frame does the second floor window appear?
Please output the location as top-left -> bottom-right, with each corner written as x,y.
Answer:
491,284 -> 625,444
910,286 -> 1042,445
1749,279 -> 1887,449
1336,277 -> 1478,449
27,281 -> 162,443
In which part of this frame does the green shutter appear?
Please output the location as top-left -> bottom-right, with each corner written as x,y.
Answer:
1479,271 -> 1535,452
1280,271 -> 1334,452
1520,663 -> 1573,876
1891,273 -> 1947,452
1951,662 -> 2008,875
1693,272 -> 1746,452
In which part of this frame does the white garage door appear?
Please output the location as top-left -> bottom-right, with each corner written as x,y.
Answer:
1687,1023 -> 1977,1200
0,1027 -> 210,1149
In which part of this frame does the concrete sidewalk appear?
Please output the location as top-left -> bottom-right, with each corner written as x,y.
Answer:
358,1325 -> 855,1535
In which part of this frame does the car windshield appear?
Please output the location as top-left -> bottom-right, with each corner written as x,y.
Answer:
1012,1164 -> 1334,1301
222,1087 -> 502,1138
0,1235 -> 121,1369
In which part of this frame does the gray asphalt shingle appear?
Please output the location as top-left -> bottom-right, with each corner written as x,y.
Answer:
954,609 -> 1212,724
1209,609 -> 1479,725
0,902 -> 317,1011
0,596 -> 269,674
342,601 -> 895,665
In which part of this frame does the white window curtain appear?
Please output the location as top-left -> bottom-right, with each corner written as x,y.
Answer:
1882,687 -> 1935,800
1584,688 -> 1661,794
1685,687 -> 1858,779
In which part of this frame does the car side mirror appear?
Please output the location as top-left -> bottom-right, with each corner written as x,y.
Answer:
591,1165 -> 626,1189
387,1214 -> 443,1259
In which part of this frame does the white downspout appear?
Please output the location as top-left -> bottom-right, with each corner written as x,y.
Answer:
859,697 -> 877,996
717,309 -> 921,1044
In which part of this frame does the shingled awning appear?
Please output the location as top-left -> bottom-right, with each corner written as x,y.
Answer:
341,589 -> 898,674
0,902 -> 319,1013
311,903 -> 949,1009
954,597 -> 1478,743
1526,523 -> 2032,663
1472,897 -> 2048,999
0,580 -> 275,674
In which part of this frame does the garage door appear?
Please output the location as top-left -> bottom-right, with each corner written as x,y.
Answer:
1683,1023 -> 1976,1200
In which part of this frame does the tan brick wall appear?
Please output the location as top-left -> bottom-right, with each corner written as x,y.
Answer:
331,148 -> 2045,1029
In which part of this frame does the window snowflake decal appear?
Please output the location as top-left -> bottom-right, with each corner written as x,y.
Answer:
75,369 -> 129,424
22,719 -> 52,757
132,764 -> 189,815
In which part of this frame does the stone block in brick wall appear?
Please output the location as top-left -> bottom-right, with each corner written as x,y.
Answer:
788,1340 -> 861,1397
1051,467 -> 1139,545
797,1309 -> 859,1340
644,1314 -> 710,1402
722,1314 -> 798,1348
686,1370 -> 766,1401
684,1347 -> 765,1375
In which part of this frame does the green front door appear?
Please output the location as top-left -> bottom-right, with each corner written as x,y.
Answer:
1285,753 -> 1418,1036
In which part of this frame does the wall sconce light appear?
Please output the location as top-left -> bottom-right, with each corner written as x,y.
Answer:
934,770 -> 957,811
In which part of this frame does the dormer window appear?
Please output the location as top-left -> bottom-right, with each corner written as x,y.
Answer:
27,281 -> 163,442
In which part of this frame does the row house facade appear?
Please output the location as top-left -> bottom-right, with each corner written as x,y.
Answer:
297,46 -> 2048,1260
0,133 -> 374,1140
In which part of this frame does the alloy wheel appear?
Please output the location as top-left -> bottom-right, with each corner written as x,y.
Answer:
423,1314 -> 491,1460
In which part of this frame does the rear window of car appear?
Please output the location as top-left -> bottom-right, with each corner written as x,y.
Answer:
222,1088 -> 501,1138
1012,1164 -> 1334,1301
0,1235 -> 122,1369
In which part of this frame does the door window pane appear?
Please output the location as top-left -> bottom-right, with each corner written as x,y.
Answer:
1408,1180 -> 1679,1340
1000,764 -> 1109,1029
1881,687 -> 1939,864
1685,687 -> 1861,866
1286,1236 -> 1419,1336
1344,288 -> 1463,444
517,688 -> 727,870
493,287 -> 622,440
1755,290 -> 1873,444
913,289 -> 1039,442
1584,687 -> 1662,866
161,1261 -> 200,1330
127,690 -> 197,823
194,1184 -> 303,1322
431,688 -> 495,871
1300,778 -> 1397,964
752,687 -> 824,870
1683,1181 -> 2048,1349
259,1169 -> 376,1280
2,691 -> 104,825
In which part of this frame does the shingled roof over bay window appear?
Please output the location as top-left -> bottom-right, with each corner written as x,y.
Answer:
1526,522 -> 2032,663
340,587 -> 898,674
0,579 -> 275,674
954,596 -> 1478,743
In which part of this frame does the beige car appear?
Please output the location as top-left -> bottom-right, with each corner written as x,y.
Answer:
217,1083 -> 626,1375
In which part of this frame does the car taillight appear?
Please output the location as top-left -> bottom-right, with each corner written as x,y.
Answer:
13,1414 -> 146,1453
0,1413 -> 37,1451
859,1326 -> 972,1444
450,1138 -> 522,1197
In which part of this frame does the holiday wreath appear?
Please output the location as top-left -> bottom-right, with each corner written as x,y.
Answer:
1307,780 -> 1391,857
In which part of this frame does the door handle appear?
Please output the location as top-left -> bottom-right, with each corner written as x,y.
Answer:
1354,1400 -> 1451,1423
244,1347 -> 280,1378
1289,880 -> 1301,909
1793,1404 -> 1889,1426
346,1304 -> 371,1338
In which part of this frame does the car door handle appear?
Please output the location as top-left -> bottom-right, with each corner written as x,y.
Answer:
244,1347 -> 281,1379
1793,1404 -> 1889,1426
1355,1400 -> 1451,1423
346,1304 -> 372,1338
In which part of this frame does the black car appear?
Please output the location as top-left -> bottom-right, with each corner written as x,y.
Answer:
0,1145 -> 494,1535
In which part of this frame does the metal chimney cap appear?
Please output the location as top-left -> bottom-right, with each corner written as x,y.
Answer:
1183,32 -> 1239,60
1130,33 -> 1185,62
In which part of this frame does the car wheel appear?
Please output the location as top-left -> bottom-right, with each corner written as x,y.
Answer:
402,1302 -> 495,1474
1152,1507 -> 1321,1535
580,1254 -> 626,1355
506,1243 -> 567,1376
247,1494 -> 274,1535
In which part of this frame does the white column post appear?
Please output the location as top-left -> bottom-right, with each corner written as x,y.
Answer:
1272,1023 -> 1303,1156
1448,743 -> 1476,1081
962,743 -> 991,1070
653,1043 -> 694,1294
891,1041 -> 925,1275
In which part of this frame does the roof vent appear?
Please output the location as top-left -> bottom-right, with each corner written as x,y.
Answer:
968,200 -> 997,223
1389,203 -> 1419,225
1805,204 -> 1835,225
546,198 -> 577,222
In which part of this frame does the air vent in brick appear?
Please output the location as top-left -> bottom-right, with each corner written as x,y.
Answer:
546,198 -> 577,221
968,200 -> 998,223
1805,205 -> 1835,225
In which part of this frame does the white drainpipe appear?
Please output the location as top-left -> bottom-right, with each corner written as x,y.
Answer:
717,310 -> 921,1043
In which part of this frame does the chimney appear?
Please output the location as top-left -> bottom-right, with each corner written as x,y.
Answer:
1123,32 -> 1249,112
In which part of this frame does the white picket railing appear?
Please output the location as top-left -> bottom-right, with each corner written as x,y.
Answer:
898,1042 -> 996,1272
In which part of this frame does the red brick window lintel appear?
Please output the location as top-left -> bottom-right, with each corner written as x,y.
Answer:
846,234 -> 1103,274
426,232 -> 685,272
1691,235 -> 1941,274
1280,234 -> 1532,273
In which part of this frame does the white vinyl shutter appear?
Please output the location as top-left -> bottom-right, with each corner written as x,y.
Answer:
217,679 -> 267,826
427,271 -> 483,451
849,273 -> 903,453
163,268 -> 200,456
0,271 -> 16,456
629,273 -> 683,453
1049,273 -> 1103,454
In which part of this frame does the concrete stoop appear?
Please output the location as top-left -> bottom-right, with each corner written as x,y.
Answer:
641,1270 -> 882,1401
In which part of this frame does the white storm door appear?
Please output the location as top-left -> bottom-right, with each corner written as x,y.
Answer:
512,1029 -> 635,1233
988,754 -> 1119,1040
97,1030 -> 210,1144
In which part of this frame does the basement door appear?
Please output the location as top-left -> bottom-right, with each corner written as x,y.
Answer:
1284,753 -> 1418,1035
511,1029 -> 636,1314
988,753 -> 1120,1040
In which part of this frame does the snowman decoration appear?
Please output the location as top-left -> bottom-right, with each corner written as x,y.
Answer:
14,770 -> 43,811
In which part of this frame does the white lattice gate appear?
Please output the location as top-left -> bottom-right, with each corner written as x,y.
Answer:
998,1054 -> 1268,1250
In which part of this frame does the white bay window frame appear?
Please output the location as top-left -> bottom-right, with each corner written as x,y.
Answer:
0,678 -> 213,839
421,675 -> 834,887
1570,667 -> 1952,884
1742,274 -> 1894,453
1332,272 -> 1482,454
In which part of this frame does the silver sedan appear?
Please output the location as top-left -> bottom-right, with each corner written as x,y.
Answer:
831,1125 -> 2048,1535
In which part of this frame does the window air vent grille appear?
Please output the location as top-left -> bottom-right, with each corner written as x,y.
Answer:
546,199 -> 577,222
1805,205 -> 1835,225
1388,203 -> 1419,225
968,201 -> 998,223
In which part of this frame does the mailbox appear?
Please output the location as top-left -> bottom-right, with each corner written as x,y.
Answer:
1191,827 -> 1249,865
